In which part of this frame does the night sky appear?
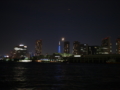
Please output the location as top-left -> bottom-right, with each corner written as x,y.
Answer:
0,0 -> 120,55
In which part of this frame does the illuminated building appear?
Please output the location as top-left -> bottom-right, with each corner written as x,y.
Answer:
88,46 -> 101,55
73,41 -> 80,55
116,38 -> 120,54
12,44 -> 28,59
35,40 -> 42,56
58,41 -> 61,53
101,37 -> 112,54
64,41 -> 70,53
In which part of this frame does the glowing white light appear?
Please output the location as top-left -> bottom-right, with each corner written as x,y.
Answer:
19,60 -> 32,62
74,55 -> 81,57
14,47 -> 26,51
19,44 -> 24,46
24,46 -> 27,48
62,38 -> 65,41
4,55 -> 9,57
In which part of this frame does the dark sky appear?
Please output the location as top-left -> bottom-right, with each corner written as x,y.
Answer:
0,0 -> 120,55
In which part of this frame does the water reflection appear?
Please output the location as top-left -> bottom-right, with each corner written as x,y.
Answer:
13,66 -> 27,81
0,63 -> 120,90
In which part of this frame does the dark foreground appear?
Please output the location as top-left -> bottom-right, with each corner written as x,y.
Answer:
0,62 -> 120,90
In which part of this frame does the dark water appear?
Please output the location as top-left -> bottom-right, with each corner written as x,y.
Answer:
0,62 -> 120,90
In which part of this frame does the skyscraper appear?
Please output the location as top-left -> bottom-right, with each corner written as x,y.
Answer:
35,40 -> 42,56
73,41 -> 80,55
116,38 -> 120,54
101,37 -> 112,54
64,41 -> 70,53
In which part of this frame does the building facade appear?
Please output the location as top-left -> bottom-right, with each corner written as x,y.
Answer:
80,44 -> 88,55
88,46 -> 101,55
35,40 -> 42,56
64,41 -> 70,53
11,44 -> 28,59
116,38 -> 120,54
101,37 -> 112,54
73,41 -> 80,55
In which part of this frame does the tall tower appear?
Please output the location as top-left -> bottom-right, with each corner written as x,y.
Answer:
73,41 -> 80,55
64,41 -> 70,53
35,40 -> 42,56
116,38 -> 120,54
58,41 -> 61,53
101,37 -> 112,54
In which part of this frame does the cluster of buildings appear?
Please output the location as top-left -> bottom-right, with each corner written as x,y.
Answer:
6,37 -> 120,60
35,37 -> 120,56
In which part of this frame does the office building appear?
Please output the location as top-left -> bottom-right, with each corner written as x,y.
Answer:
101,37 -> 112,54
11,44 -> 28,59
80,44 -> 88,55
35,40 -> 42,56
73,41 -> 80,55
88,46 -> 101,55
116,38 -> 120,54
64,41 -> 70,53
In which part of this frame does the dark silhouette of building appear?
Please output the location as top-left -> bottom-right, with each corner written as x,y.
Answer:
80,44 -> 88,55
64,41 -> 70,53
88,46 -> 101,55
116,38 -> 120,54
101,37 -> 112,54
73,41 -> 80,55
35,40 -> 42,56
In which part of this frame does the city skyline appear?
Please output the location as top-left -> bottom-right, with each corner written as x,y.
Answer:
2,37 -> 120,56
0,0 -> 120,55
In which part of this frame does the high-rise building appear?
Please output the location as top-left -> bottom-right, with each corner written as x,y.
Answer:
73,41 -> 80,55
35,40 -> 42,56
11,44 -> 28,59
116,38 -> 120,54
64,41 -> 70,53
101,37 -> 112,54
80,44 -> 88,55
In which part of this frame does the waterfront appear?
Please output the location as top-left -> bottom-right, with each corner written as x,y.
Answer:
0,62 -> 120,90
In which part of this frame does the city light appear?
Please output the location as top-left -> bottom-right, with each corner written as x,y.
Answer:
4,55 -> 9,57
19,44 -> 24,46
62,38 -> 65,41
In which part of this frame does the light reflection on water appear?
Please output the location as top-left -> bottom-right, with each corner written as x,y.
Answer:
13,66 -> 27,81
0,62 -> 120,90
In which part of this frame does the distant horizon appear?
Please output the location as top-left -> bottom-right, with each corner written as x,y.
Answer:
0,36 -> 119,56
